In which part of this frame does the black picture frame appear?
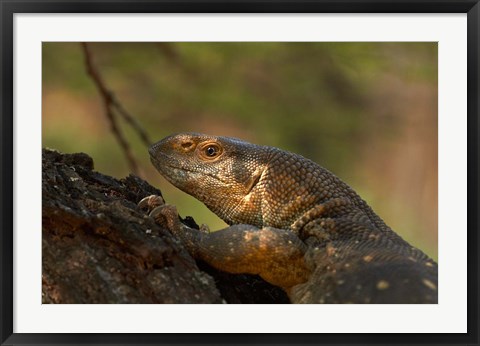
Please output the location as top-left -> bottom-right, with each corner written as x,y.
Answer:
1,1 -> 478,345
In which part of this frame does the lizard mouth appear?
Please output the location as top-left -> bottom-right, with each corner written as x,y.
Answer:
149,153 -> 235,186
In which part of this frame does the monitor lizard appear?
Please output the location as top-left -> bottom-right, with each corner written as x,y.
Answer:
139,133 -> 438,303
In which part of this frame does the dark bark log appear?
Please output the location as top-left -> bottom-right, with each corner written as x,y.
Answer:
42,149 -> 289,304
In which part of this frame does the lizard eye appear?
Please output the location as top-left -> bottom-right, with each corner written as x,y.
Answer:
199,142 -> 222,160
205,145 -> 218,157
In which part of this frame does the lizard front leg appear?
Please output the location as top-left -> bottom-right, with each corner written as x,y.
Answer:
139,196 -> 310,291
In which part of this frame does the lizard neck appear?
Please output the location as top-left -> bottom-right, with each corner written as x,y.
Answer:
258,148 -> 389,231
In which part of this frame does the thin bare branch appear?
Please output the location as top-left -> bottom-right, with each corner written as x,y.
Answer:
81,42 -> 151,177
114,100 -> 152,147
156,43 -> 179,63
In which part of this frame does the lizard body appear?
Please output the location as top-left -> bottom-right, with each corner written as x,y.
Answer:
143,133 -> 438,303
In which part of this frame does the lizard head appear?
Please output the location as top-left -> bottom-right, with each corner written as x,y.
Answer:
149,133 -> 270,226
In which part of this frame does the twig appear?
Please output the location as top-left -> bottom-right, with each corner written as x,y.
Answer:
114,101 -> 152,147
156,43 -> 179,63
81,43 -> 151,177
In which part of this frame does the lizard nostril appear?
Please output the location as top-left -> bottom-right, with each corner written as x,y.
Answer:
181,141 -> 194,151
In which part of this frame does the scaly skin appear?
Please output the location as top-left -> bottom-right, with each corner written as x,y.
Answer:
142,133 -> 438,303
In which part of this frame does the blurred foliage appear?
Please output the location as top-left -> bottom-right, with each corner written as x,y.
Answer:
43,42 -> 438,259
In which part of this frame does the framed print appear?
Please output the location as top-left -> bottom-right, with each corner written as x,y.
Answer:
1,1 -> 479,345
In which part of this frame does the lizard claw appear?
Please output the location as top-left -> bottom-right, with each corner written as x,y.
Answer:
140,195 -> 205,237
138,194 -> 165,212
149,204 -> 183,235
199,224 -> 210,234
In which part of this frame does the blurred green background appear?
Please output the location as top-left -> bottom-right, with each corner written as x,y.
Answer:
42,42 -> 438,260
